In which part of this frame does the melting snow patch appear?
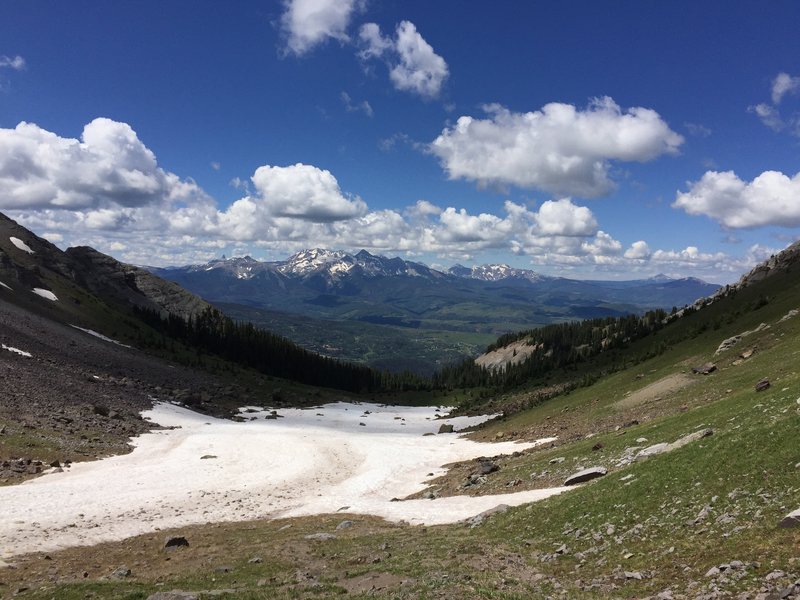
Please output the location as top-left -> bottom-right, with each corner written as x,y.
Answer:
2,344 -> 32,358
0,402 -> 566,557
70,325 -> 132,348
32,288 -> 58,301
9,237 -> 34,254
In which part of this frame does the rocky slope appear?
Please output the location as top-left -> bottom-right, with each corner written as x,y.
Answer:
0,212 -> 210,324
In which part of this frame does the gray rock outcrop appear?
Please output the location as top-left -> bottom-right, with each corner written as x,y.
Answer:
564,466 -> 607,486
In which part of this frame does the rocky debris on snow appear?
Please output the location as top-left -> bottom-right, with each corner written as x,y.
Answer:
779,508 -> 800,528
692,362 -> 717,375
437,423 -> 454,434
466,503 -> 510,528
164,536 -> 189,550
755,378 -> 771,392
564,466 -> 607,486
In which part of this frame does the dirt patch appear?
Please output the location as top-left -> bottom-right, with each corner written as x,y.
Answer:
341,571 -> 415,594
614,372 -> 697,410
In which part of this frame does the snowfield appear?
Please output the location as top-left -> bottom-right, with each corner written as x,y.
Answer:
32,288 -> 58,301
1,344 -> 32,358
9,237 -> 34,254
70,325 -> 133,348
0,402 -> 566,558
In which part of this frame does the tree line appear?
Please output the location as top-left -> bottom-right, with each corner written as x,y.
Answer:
134,306 -> 429,393
432,309 -> 670,390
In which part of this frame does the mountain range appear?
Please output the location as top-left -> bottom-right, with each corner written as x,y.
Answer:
152,249 -> 720,373
161,247 -> 710,292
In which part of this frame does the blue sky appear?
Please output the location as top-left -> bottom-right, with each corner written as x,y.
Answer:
1,1 -> 799,282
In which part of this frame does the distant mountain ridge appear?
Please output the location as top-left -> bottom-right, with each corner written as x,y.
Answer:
168,247 -> 707,290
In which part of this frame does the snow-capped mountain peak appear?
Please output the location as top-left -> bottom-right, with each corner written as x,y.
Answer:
448,263 -> 548,283
278,248 -> 351,277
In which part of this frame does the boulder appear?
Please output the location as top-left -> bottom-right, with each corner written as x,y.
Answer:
665,428 -> 713,452
111,566 -> 131,578
692,363 -> 717,375
715,335 -> 741,355
635,443 -> 669,460
466,504 -> 510,528
755,378 -> 770,392
437,423 -> 454,434
778,508 -> 800,528
164,536 -> 189,550
304,532 -> 337,541
564,466 -> 607,486
475,460 -> 499,475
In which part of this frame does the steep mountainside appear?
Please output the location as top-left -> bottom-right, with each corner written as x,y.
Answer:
454,238 -> 800,411
0,213 -> 211,327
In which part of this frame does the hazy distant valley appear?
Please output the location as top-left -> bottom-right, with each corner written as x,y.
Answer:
153,249 -> 719,373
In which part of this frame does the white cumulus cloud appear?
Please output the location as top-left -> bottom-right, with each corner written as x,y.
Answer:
280,0 -> 363,56
534,198 -> 598,236
358,21 -> 448,99
429,97 -> 683,197
0,118 -> 204,210
250,163 -> 367,222
624,240 -> 651,260
673,169 -> 800,228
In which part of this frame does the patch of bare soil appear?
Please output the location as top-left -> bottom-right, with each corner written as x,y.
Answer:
614,372 -> 697,410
